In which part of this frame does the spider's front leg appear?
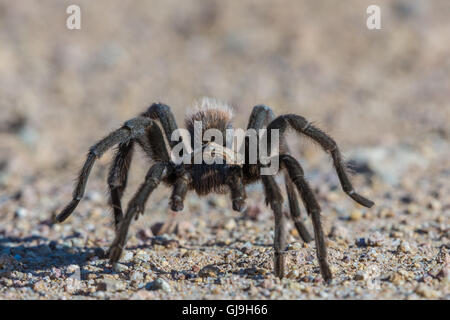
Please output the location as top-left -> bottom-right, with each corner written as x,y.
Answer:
226,165 -> 247,212
109,162 -> 169,263
55,116 -> 158,224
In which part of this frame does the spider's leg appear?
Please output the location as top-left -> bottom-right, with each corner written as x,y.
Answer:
246,105 -> 312,242
109,162 -> 168,263
108,141 -> 134,228
55,116 -> 159,223
280,154 -> 332,283
285,177 -> 313,242
144,103 -> 180,149
267,114 -> 375,208
261,175 -> 287,279
246,105 -> 275,131
226,165 -> 246,212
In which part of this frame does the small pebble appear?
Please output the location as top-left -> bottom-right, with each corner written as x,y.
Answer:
287,242 -> 302,251
68,265 -> 81,281
415,284 -> 441,299
32,280 -> 47,293
436,266 -> 449,283
130,271 -> 144,282
130,289 -> 156,300
199,265 -> 220,278
15,207 -> 28,218
134,250 -> 151,262
64,277 -> 81,293
367,232 -> 385,247
427,200 -> 442,211
67,264 -> 80,274
355,238 -> 367,247
0,255 -> 18,270
146,278 -> 171,292
260,279 -> 274,290
223,219 -> 237,231
286,269 -> 299,279
397,240 -> 411,253
349,210 -> 362,221
113,263 -> 128,273
354,271 -> 367,281
122,251 -> 134,262
329,225 -> 349,239
98,278 -> 126,292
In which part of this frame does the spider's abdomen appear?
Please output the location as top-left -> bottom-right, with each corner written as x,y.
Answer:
185,97 -> 234,149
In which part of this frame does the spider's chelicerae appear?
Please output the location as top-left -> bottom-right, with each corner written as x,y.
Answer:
56,98 -> 374,282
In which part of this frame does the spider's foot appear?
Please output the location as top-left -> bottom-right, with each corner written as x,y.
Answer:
232,197 -> 247,212
170,196 -> 184,212
347,190 -> 375,208
108,235 -> 126,263
274,252 -> 286,279
55,199 -> 80,223
320,262 -> 333,285
108,244 -> 123,264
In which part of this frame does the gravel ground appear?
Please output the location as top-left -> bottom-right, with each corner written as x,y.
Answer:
0,148 -> 448,300
0,1 -> 449,300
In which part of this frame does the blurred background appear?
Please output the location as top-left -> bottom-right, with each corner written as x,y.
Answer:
0,0 -> 448,179
0,0 -> 449,299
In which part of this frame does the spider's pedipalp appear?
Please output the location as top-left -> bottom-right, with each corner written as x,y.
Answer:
170,168 -> 190,211
225,165 -> 247,212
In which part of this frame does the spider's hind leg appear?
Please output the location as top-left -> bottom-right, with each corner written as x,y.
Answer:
281,154 -> 332,283
261,175 -> 287,279
285,175 -> 313,243
267,114 -> 374,208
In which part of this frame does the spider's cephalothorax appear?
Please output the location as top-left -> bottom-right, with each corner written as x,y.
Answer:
55,97 -> 374,282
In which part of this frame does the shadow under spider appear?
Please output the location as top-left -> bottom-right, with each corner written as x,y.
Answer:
0,233 -> 113,281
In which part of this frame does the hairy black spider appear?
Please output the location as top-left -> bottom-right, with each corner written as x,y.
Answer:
56,98 -> 374,282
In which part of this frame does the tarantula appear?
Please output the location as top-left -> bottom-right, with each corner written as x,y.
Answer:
55,98 -> 374,282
